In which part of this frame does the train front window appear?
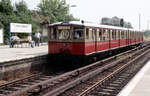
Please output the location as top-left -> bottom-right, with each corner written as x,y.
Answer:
73,28 -> 84,40
58,30 -> 70,40
50,28 -> 57,40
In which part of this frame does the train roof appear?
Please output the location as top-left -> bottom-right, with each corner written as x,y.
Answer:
49,21 -> 141,32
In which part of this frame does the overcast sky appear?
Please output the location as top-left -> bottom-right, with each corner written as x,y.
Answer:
11,0 -> 150,30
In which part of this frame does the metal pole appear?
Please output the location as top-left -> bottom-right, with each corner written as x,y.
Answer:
147,20 -> 149,30
9,23 -> 11,48
139,14 -> 141,31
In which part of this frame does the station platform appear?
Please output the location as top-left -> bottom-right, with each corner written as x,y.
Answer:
0,44 -> 48,63
118,61 -> 150,96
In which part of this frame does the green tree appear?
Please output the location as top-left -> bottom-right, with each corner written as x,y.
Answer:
13,1 -> 42,38
0,0 -> 13,15
0,0 -> 14,44
15,1 -> 28,13
0,22 -> 3,28
0,0 -> 42,44
38,0 -> 77,23
0,13 -> 3,28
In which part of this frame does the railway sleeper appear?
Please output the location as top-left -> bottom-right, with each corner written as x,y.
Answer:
92,91 -> 117,96
101,88 -> 114,92
99,87 -> 120,94
101,86 -> 116,90
2,87 -> 17,91
0,89 -> 11,94
10,86 -> 22,90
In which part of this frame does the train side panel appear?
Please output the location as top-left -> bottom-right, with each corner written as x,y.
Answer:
120,39 -> 127,47
84,42 -> 95,55
110,40 -> 119,49
48,42 -> 85,55
96,41 -> 110,52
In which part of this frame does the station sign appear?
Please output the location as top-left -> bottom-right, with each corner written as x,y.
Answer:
10,23 -> 32,33
0,29 -> 3,43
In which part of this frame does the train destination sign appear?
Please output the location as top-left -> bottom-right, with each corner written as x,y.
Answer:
0,29 -> 3,43
10,23 -> 32,33
58,26 -> 70,30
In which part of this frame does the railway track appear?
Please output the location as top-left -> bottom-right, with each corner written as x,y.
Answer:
56,42 -> 150,96
58,42 -> 150,96
78,49 -> 149,96
0,42 -> 149,96
0,73 -> 55,96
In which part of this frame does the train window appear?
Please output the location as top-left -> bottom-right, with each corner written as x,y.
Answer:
102,30 -> 106,40
132,31 -> 134,38
99,29 -> 103,41
126,30 -> 128,39
124,31 -> 126,39
86,28 -> 89,39
121,31 -> 125,39
129,31 -> 130,39
92,29 -> 96,40
50,28 -> 57,40
135,32 -> 136,38
112,30 -> 116,40
58,29 -> 70,40
73,27 -> 83,40
116,30 -> 118,40
107,30 -> 110,40
103,29 -> 108,41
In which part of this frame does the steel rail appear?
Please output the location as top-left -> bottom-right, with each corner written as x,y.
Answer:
0,73 -> 41,89
42,42 -> 150,96
78,44 -> 150,96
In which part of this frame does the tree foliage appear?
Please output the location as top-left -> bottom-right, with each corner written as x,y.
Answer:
144,30 -> 150,37
38,0 -> 77,23
0,0 -> 42,44
0,0 -> 77,44
15,1 -> 28,13
0,0 -> 13,15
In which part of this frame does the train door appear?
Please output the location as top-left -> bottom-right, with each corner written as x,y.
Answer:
118,30 -> 121,47
92,29 -> 97,52
49,27 -> 57,54
127,30 -> 129,45
108,29 -> 111,49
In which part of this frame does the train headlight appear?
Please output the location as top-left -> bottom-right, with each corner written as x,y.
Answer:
63,43 -> 67,46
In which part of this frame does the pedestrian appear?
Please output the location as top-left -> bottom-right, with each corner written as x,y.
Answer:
34,32 -> 41,46
11,35 -> 20,48
27,34 -> 34,48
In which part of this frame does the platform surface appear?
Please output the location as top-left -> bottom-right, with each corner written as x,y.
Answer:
118,61 -> 150,96
0,44 -> 48,63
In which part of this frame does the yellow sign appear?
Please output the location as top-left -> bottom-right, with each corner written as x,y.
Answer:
58,26 -> 70,30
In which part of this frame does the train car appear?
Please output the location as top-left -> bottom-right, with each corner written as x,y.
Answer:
48,21 -> 144,66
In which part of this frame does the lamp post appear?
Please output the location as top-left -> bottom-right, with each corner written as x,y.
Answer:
139,13 -> 141,31
147,20 -> 149,30
67,0 -> 77,15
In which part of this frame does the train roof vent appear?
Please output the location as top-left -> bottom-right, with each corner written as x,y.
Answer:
81,20 -> 84,24
61,21 -> 69,24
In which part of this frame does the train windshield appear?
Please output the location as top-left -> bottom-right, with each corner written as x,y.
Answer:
58,26 -> 70,40
58,29 -> 70,40
73,28 -> 84,40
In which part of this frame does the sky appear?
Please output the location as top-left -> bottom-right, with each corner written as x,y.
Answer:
11,0 -> 150,30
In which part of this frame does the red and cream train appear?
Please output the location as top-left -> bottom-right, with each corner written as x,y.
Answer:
48,21 -> 144,65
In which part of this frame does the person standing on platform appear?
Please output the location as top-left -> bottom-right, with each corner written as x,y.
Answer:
34,32 -> 41,46
27,34 -> 34,48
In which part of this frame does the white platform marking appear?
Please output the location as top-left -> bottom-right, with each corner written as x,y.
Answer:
117,60 -> 150,96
